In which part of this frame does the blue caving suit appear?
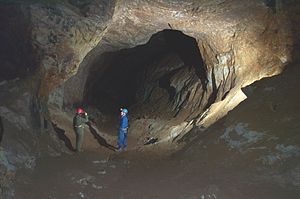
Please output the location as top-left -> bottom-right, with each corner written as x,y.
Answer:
118,114 -> 129,150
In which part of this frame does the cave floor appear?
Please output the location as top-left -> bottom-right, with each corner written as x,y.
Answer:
14,146 -> 299,199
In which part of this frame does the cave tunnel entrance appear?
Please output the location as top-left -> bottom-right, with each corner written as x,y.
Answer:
83,30 -> 207,134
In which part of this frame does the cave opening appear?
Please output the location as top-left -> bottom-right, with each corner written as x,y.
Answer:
83,29 -> 208,134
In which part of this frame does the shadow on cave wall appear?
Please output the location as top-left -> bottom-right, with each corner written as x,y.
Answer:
52,122 -> 74,151
51,121 -> 117,151
87,123 -> 117,151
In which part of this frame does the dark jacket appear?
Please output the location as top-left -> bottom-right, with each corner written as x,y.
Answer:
73,113 -> 89,128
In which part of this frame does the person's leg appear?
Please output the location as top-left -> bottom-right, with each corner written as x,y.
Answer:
75,130 -> 79,151
123,130 -> 127,150
118,129 -> 124,150
76,128 -> 84,152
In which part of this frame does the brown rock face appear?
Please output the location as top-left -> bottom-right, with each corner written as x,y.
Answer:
27,0 -> 292,147
0,1 -> 298,197
0,0 -> 293,149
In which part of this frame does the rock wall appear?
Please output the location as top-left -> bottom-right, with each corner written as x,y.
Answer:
0,0 -> 294,147
19,1 -> 290,96
20,0 -> 291,145
0,0 -> 298,198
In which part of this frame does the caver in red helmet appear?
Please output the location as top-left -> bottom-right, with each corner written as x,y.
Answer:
76,108 -> 85,114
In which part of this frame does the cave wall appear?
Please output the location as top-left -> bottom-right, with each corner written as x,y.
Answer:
0,0 -> 293,146
30,0 -> 292,144
0,1 -> 297,198
28,0 -> 291,98
28,0 -> 115,97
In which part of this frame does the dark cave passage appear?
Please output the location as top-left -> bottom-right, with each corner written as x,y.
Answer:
83,30 -> 208,119
0,6 -> 37,82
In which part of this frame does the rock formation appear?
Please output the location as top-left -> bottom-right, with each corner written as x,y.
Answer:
0,0 -> 298,198
39,0 -> 292,146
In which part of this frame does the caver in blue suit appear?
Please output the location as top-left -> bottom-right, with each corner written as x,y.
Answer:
118,108 -> 129,151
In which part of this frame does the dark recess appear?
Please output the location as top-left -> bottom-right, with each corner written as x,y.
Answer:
84,30 -> 208,115
265,0 -> 276,12
0,116 -> 3,144
0,6 -> 37,82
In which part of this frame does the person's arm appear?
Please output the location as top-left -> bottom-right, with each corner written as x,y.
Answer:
120,116 -> 129,129
120,117 -> 125,129
125,117 -> 129,128
79,113 -> 89,124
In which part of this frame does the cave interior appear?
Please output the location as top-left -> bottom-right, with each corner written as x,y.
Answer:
81,30 -> 207,131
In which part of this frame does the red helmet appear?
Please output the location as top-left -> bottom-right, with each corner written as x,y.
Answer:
76,108 -> 85,114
